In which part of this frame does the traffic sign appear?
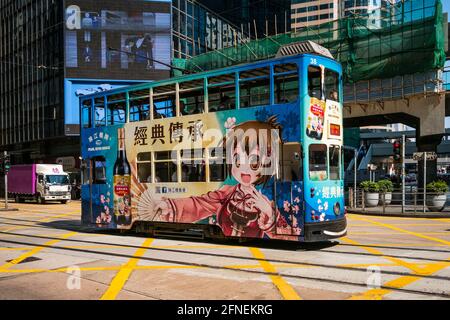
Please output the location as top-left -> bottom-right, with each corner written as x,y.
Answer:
412,152 -> 437,161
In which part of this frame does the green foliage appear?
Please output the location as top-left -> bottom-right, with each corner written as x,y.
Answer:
426,180 -> 449,194
377,179 -> 394,193
360,180 -> 379,192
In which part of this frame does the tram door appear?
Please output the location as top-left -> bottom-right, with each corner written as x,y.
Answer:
274,143 -> 304,236
81,157 -> 108,225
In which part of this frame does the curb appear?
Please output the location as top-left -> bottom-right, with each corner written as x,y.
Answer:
347,209 -> 450,219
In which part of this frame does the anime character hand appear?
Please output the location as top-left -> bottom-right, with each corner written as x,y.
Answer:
250,187 -> 275,231
224,117 -> 237,129
153,199 -> 174,222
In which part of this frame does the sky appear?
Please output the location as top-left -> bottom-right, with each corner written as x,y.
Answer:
444,1 -> 450,20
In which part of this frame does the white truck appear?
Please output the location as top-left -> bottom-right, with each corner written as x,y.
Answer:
8,164 -> 72,204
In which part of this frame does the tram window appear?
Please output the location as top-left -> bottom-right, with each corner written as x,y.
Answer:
282,143 -> 302,182
137,152 -> 152,183
153,84 -> 176,118
308,66 -> 322,99
94,97 -> 105,127
209,147 -> 227,182
180,83 -> 205,116
81,160 -> 90,185
81,100 -> 92,128
240,79 -> 270,108
240,67 -> 270,108
154,95 -> 176,118
274,64 -> 299,104
107,101 -> 126,125
154,151 -> 177,183
92,157 -> 106,184
208,73 -> 236,112
325,69 -> 340,102
179,149 -> 206,182
309,144 -> 328,181
329,145 -> 340,180
130,98 -> 150,122
208,85 -> 236,112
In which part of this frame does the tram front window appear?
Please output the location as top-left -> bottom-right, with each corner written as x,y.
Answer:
325,69 -> 340,102
308,66 -> 322,100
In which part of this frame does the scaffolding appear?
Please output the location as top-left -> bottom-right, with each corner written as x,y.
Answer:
178,0 -> 446,84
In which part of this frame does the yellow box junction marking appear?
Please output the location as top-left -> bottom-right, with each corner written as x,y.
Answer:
343,215 -> 450,300
101,238 -> 154,300
353,216 -> 450,247
0,232 -> 78,270
249,247 -> 301,300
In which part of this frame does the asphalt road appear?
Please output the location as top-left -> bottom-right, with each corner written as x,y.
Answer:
0,201 -> 449,300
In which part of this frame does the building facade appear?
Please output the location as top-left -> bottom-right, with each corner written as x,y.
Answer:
197,0 -> 291,38
291,0 -> 399,30
0,0 -> 242,168
291,0 -> 339,29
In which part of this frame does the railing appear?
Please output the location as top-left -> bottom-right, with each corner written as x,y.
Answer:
344,70 -> 444,104
347,187 -> 450,214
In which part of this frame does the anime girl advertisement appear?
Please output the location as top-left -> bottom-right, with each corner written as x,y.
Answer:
126,112 -> 301,240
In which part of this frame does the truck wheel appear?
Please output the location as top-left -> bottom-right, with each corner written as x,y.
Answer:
61,200 -> 68,204
15,195 -> 20,203
37,194 -> 45,204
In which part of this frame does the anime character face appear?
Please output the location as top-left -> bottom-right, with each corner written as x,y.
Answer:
226,116 -> 281,188
231,144 -> 264,187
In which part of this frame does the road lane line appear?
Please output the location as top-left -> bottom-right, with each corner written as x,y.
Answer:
342,237 -> 450,299
249,247 -> 301,300
0,210 -> 80,233
100,238 -> 154,300
352,216 -> 450,246
0,231 -> 78,270
349,276 -> 420,300
341,237 -> 427,275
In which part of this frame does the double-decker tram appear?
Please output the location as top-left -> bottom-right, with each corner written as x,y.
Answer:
80,41 -> 347,242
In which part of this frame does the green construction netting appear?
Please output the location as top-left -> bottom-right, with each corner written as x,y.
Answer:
175,0 -> 446,83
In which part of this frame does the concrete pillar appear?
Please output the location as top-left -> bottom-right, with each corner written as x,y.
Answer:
416,134 -> 443,190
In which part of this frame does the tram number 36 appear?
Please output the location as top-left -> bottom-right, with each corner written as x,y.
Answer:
310,58 -> 318,65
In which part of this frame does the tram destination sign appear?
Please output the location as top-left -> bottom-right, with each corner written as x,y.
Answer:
412,152 -> 437,161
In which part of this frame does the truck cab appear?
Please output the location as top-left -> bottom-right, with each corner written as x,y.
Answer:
35,165 -> 72,204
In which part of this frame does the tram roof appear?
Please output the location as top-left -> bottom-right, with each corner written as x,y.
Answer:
80,52 -> 341,101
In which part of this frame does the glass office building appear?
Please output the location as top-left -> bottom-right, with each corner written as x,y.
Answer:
196,0 -> 291,38
0,0 -> 242,164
